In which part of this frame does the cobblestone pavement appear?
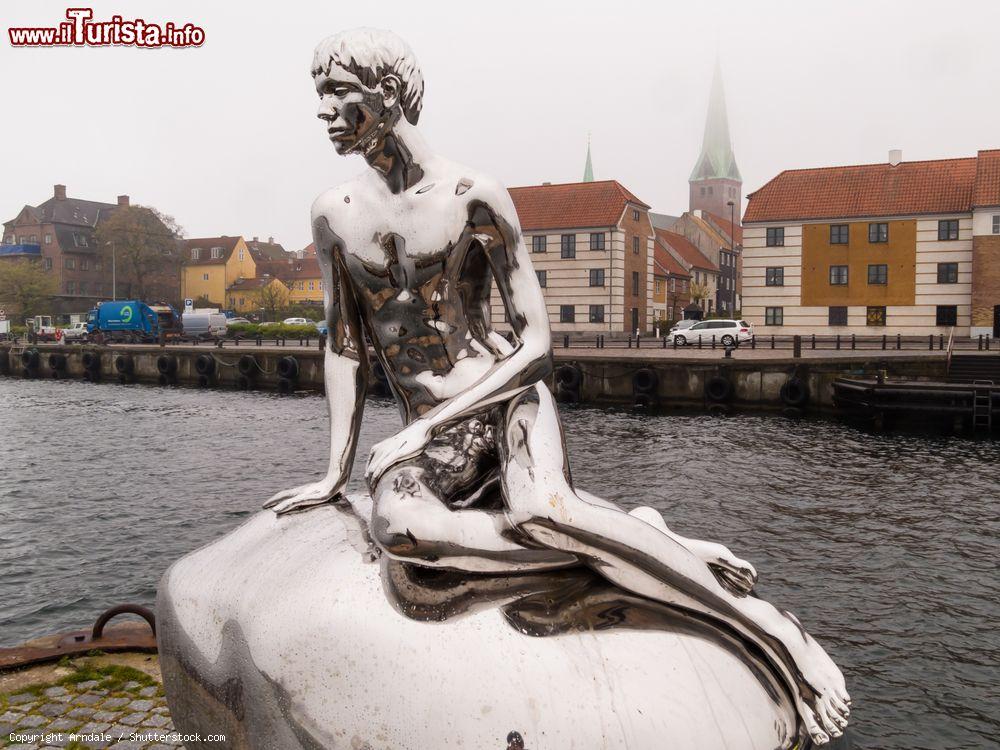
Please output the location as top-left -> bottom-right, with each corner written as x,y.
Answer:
1,661 -> 182,750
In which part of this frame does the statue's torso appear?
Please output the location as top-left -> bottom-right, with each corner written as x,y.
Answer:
316,163 -> 510,419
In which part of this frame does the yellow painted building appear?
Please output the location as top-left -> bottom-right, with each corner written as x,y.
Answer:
180,236 -> 256,307
226,276 -> 290,313
261,257 -> 323,304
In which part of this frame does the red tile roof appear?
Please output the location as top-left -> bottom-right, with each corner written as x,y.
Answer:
701,209 -> 743,244
267,257 -> 321,281
181,236 -> 242,265
743,155 -> 998,222
653,245 -> 690,278
654,228 -> 718,272
973,149 -> 1000,208
508,180 -> 650,231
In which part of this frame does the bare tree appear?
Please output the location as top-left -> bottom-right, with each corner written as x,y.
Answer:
254,280 -> 290,322
0,258 -> 57,320
95,206 -> 184,303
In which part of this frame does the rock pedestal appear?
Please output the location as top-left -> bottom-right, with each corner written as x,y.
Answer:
157,498 -> 804,749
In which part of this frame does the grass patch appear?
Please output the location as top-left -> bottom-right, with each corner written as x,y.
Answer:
60,661 -> 155,693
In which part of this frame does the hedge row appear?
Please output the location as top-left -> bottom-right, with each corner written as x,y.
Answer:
226,323 -> 322,339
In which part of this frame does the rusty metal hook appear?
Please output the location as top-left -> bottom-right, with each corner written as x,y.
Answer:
92,603 -> 156,640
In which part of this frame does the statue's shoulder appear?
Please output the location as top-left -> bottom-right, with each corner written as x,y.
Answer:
310,175 -> 378,248
439,160 -> 512,212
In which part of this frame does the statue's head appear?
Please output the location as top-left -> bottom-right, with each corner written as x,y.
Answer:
312,28 -> 424,156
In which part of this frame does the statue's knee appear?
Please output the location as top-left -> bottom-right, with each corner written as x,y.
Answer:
371,469 -> 427,556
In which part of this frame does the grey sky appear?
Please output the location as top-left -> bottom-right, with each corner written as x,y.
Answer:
3,0 -> 998,250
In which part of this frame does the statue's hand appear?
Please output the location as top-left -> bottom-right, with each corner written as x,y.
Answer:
365,420 -> 432,486
264,475 -> 343,515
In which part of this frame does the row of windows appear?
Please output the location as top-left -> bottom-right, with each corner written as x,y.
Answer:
765,219 -> 975,247
697,185 -> 739,198
62,257 -> 103,271
763,305 -> 959,327
530,233 -> 646,258
765,262 -> 961,286
558,305 -> 605,323
63,281 -> 109,295
191,247 -> 225,261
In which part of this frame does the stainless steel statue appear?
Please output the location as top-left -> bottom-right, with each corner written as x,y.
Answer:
262,27 -> 851,745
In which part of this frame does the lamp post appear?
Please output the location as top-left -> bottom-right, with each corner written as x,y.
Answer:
726,200 -> 736,315
105,241 -> 117,300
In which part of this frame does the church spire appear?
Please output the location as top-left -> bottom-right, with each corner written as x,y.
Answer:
583,134 -> 594,182
689,59 -> 741,183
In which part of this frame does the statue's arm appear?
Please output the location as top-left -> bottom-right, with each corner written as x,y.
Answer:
265,210 -> 368,514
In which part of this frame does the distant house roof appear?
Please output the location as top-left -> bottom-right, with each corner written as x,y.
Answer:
654,228 -> 718,272
508,180 -> 650,231
745,150 -> 1000,223
246,237 -> 288,261
299,243 -> 317,257
182,236 -> 242,265
260,256 -> 321,281
227,276 -> 280,292
700,209 -> 743,245
649,212 -> 680,231
653,245 -> 690,278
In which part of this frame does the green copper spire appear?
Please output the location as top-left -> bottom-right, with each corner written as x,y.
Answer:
583,134 -> 594,182
689,59 -> 742,182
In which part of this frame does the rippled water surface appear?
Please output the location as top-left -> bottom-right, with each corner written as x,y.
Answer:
1,378 -> 998,748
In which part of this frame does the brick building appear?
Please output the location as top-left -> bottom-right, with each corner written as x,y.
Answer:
1,184 -> 176,315
742,149 -> 1000,336
651,244 -> 691,327
653,228 -> 718,317
499,180 -> 655,333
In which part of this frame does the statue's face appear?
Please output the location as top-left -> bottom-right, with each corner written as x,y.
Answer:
314,66 -> 390,156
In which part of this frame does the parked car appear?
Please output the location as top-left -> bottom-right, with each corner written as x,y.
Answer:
226,317 -> 252,326
315,322 -> 329,336
61,321 -> 89,342
282,317 -> 316,326
672,319 -> 754,347
182,311 -> 228,339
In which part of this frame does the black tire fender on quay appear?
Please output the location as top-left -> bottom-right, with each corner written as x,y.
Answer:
780,377 -> 809,407
277,356 -> 299,380
705,375 -> 732,402
114,355 -> 134,374
238,355 -> 257,376
555,364 -> 582,391
156,355 -> 178,375
632,368 -> 658,395
195,354 -> 215,376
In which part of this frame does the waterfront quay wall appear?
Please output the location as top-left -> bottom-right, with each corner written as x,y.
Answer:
0,342 -> 949,412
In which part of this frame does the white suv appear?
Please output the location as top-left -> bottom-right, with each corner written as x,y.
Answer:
672,319 -> 754,346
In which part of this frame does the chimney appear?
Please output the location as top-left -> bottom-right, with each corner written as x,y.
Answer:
253,236 -> 259,242
54,184 -> 66,200
117,195 -> 129,207
268,236 -> 273,244
888,149 -> 902,167
542,182 -> 551,186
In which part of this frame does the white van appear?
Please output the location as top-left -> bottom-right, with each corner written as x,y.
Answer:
182,311 -> 228,339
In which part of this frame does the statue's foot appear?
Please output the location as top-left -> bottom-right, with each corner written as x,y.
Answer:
628,507 -> 757,595
782,614 -> 852,745
264,479 -> 342,515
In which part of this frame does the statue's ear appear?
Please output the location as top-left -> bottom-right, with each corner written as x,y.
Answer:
380,74 -> 402,110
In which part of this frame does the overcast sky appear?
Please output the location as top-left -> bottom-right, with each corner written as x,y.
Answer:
3,0 -> 998,250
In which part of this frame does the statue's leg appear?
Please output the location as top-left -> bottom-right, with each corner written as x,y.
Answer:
498,384 -> 850,746
370,461 -> 578,574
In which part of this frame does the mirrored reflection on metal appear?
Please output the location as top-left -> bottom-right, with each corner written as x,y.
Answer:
251,27 -> 852,746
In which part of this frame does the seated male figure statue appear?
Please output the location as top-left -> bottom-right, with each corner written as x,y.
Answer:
266,28 -> 850,745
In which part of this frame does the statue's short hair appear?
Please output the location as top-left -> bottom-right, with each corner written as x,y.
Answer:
311,28 -> 425,125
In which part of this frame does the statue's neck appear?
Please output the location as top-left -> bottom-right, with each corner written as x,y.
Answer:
364,121 -> 428,194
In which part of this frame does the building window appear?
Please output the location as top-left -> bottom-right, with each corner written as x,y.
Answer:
866,306 -> 886,326
559,305 -> 575,323
830,224 -> 849,244
632,236 -> 640,254
73,233 -> 88,247
532,236 -> 546,253
765,267 -> 784,286
65,281 -> 75,294
708,186 -> 714,195
764,307 -> 783,325
993,215 -> 1000,234
867,264 -> 888,285
937,219 -> 959,241
319,280 -> 325,291
632,209 -> 640,221
297,281 -> 305,290
869,223 -> 889,243
700,187 -> 706,196
829,265 -> 849,285
211,247 -> 223,259
44,257 -> 52,270
95,260 -> 102,271
668,277 -> 675,292
191,248 -> 200,260
560,234 -> 576,259
80,258 -> 89,271
239,249 -> 245,261
632,271 -> 640,295
44,234 -> 52,245
589,268 -> 605,287
589,305 -> 605,323
64,257 -> 75,269
202,273 -> 209,281
309,281 -> 315,290
829,306 -> 848,326
78,282 -> 87,295
536,270 -> 547,288
936,305 -> 958,326
589,233 -> 605,250
766,227 -> 784,247
937,262 -> 958,284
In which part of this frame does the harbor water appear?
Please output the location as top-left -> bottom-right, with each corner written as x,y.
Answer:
0,378 -> 997,749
